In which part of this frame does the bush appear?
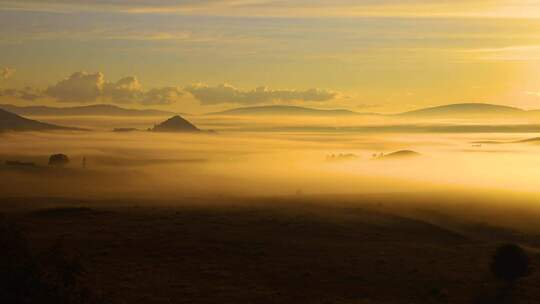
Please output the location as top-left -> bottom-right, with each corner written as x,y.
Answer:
48,154 -> 70,167
491,243 -> 531,283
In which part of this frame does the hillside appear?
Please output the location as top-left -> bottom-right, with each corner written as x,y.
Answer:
0,104 -> 176,117
0,109 -> 80,132
2,196 -> 539,304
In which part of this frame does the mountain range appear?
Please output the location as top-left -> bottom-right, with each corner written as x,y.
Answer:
1,102 -> 539,120
209,103 -> 539,118
0,104 -> 177,117
209,105 -> 373,116
397,103 -> 527,117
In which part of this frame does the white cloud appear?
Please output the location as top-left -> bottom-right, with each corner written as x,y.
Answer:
185,83 -> 337,105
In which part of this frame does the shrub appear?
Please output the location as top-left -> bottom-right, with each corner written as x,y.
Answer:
48,154 -> 70,167
491,243 -> 531,283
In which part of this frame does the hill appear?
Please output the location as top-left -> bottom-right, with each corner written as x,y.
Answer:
0,104 -> 176,117
208,105 -> 367,116
378,150 -> 421,160
398,103 -> 525,118
516,137 -> 540,143
151,115 -> 200,132
211,103 -> 535,119
473,137 -> 540,145
0,109 -> 80,132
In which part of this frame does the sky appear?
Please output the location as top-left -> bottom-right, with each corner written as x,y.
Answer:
1,0 -> 540,113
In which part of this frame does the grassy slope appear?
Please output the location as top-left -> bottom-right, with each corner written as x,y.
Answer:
2,196 -> 540,304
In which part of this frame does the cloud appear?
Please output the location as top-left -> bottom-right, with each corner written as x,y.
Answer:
141,87 -> 184,105
41,71 -> 182,105
0,71 -> 337,106
1,0 -> 536,18
467,45 -> 540,62
102,76 -> 143,103
525,91 -> 540,97
45,71 -> 104,102
185,83 -> 337,105
0,87 -> 43,101
1,67 -> 15,80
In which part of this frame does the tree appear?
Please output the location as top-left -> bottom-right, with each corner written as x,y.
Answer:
48,154 -> 70,167
491,243 -> 531,283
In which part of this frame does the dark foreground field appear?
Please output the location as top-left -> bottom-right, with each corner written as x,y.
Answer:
1,194 -> 540,303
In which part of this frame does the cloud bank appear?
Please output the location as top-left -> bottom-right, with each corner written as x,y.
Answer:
185,83 -> 337,105
0,71 -> 339,106
43,72 -> 183,105
141,87 -> 184,105
46,72 -> 104,102
0,87 -> 41,101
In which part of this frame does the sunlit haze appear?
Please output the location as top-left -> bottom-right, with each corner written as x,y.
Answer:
2,2 -> 540,304
2,1 -> 540,113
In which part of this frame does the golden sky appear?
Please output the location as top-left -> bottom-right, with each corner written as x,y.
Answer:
1,0 -> 540,113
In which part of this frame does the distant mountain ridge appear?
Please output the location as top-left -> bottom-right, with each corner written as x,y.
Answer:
0,109 -> 81,132
2,102 -> 538,120
208,105 -> 372,116
397,103 -> 525,117
210,103 -> 540,118
0,104 -> 177,117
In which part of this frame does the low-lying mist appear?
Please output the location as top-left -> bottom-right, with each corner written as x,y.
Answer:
1,124 -> 540,196
3,115 -> 540,232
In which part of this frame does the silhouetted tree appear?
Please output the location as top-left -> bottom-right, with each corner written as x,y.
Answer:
48,154 -> 70,167
475,243 -> 533,304
491,244 -> 530,283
